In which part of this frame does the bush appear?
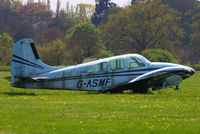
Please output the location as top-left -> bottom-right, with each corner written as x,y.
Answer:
0,33 -> 14,66
141,49 -> 179,63
194,64 -> 200,71
37,39 -> 66,66
83,57 -> 97,63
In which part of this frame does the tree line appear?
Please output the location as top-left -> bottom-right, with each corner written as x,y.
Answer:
0,0 -> 200,68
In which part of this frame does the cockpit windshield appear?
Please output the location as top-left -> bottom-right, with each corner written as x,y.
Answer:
140,56 -> 151,65
126,56 -> 146,69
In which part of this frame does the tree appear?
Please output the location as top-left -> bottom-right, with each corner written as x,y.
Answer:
0,0 -> 11,9
33,27 -> 65,45
67,22 -> 112,63
55,10 -> 75,30
47,0 -> 50,10
0,0 -> 22,9
162,0 -> 197,13
131,0 -> 136,4
51,9 -> 77,32
63,45 -> 84,65
100,0 -> 185,55
0,33 -> 14,65
0,1 -> 33,41
76,3 -> 95,22
91,0 -> 116,26
56,0 -> 61,17
16,2 -> 53,24
27,0 -> 34,4
141,49 -> 178,63
37,39 -> 66,65
97,6 -> 122,26
162,0 -> 198,47
67,22 -> 100,58
188,3 -> 200,64
52,3 -> 94,31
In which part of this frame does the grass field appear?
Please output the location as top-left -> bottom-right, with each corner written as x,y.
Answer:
0,72 -> 200,134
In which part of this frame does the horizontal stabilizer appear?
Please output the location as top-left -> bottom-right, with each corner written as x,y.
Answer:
32,77 -> 49,81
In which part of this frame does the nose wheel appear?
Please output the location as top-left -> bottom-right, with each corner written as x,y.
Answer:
175,86 -> 181,93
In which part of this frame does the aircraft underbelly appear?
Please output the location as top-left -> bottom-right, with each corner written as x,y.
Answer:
23,80 -> 63,89
23,77 -> 112,91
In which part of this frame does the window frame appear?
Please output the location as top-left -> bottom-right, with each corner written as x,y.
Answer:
87,62 -> 109,73
109,58 -> 125,71
125,56 -> 146,70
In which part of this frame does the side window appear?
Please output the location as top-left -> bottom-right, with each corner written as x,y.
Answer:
109,58 -> 124,71
126,56 -> 145,69
87,62 -> 108,73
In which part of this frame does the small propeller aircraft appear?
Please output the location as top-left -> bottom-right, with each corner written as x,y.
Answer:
11,38 -> 195,93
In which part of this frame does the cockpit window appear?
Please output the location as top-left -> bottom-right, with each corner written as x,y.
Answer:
126,56 -> 145,69
87,62 -> 108,73
109,58 -> 125,71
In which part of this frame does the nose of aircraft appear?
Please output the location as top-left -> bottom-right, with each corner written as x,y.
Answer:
184,66 -> 195,76
189,67 -> 195,75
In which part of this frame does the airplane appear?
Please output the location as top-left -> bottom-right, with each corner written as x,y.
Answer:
11,38 -> 195,93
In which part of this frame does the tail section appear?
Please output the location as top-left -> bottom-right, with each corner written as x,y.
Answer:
11,38 -> 53,86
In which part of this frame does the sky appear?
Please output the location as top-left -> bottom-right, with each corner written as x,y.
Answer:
23,0 -> 132,11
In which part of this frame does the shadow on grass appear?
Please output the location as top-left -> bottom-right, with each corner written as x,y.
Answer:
3,76 -> 11,81
3,91 -> 37,96
86,89 -> 156,95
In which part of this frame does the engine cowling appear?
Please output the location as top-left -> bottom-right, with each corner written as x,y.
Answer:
164,75 -> 183,86
152,75 -> 182,91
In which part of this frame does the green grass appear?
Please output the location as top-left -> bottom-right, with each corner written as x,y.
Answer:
0,66 -> 10,72
0,72 -> 200,134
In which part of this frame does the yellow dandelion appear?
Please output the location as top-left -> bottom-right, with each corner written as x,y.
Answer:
149,125 -> 154,130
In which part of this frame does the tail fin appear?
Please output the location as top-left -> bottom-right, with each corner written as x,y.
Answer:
11,38 -> 53,79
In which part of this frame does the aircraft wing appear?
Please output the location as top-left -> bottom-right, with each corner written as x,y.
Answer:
127,66 -> 191,90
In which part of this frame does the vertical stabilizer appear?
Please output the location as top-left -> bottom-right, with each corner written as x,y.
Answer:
11,38 -> 53,80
